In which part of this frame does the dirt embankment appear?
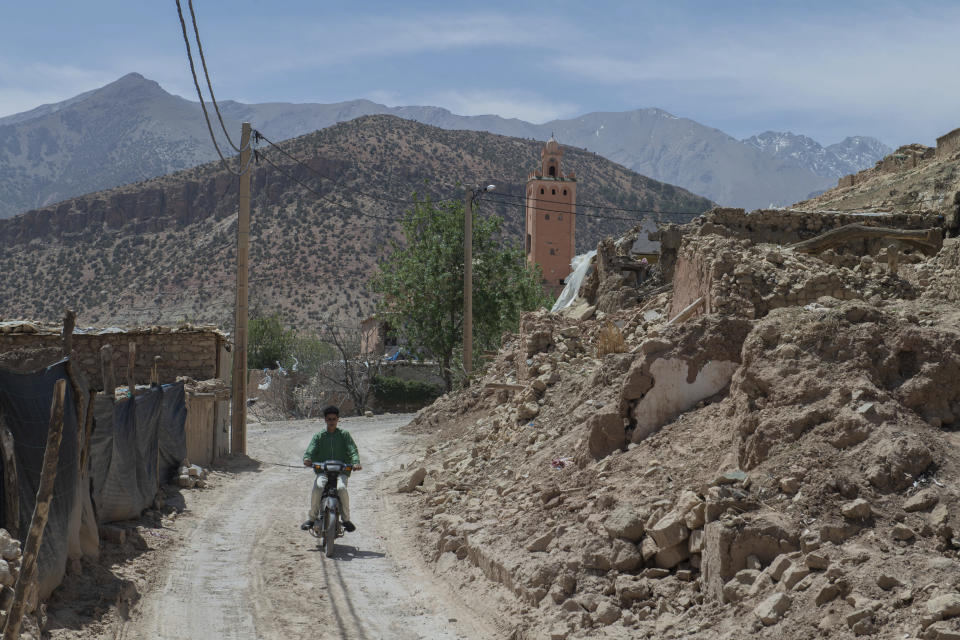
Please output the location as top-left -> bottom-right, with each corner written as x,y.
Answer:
392,211 -> 960,639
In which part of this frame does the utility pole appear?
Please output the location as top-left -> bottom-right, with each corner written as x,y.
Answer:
463,185 -> 494,378
463,189 -> 474,377
231,122 -> 251,455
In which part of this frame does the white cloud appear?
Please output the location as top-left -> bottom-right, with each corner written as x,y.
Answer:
551,8 -> 960,145
0,62 -> 117,117
381,89 -> 580,124
245,11 -> 573,74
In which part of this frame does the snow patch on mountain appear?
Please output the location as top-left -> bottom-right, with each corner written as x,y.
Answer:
742,131 -> 891,179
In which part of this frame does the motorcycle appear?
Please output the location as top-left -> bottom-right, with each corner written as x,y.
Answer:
308,460 -> 355,557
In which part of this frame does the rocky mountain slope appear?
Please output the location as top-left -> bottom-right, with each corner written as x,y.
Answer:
0,73 -> 887,218
0,73 -> 224,218
392,208 -> 960,639
743,132 -> 891,180
0,115 -> 712,329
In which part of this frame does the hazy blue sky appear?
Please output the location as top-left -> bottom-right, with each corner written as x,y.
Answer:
3,1 -> 958,147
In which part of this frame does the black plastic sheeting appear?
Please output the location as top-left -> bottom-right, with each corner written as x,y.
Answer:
90,383 -> 188,523
159,383 -> 187,483
0,359 -> 79,596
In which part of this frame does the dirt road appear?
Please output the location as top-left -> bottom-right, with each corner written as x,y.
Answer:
116,415 -> 497,640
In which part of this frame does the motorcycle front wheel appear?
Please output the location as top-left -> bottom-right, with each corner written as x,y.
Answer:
324,508 -> 337,558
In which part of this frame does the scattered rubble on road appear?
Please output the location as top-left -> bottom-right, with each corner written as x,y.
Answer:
395,207 -> 960,639
176,460 -> 210,490
0,529 -> 44,640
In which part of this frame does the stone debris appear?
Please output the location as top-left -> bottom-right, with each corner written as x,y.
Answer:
0,528 -> 43,637
176,462 -> 209,489
754,592 -> 791,625
394,207 -> 960,639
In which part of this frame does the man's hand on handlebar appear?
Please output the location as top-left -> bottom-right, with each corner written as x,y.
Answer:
353,464 -> 362,471
303,458 -> 312,467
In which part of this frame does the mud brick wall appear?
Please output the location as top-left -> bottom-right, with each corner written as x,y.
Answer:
696,208 -> 944,246
0,332 -> 223,390
937,128 -> 960,159
379,362 -> 444,386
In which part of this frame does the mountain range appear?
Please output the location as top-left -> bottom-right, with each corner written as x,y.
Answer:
0,73 -> 890,219
0,115 -> 712,328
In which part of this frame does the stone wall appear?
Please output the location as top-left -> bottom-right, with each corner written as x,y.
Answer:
0,330 -> 225,390
379,361 -> 444,386
693,207 -> 943,246
937,128 -> 960,159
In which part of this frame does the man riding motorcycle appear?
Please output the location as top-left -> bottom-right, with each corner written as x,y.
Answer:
301,405 -> 362,532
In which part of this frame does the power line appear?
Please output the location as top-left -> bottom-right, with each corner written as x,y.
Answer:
491,190 -> 708,217
253,130 -> 709,223
257,150 -> 405,223
185,0 -> 246,154
253,129 -> 459,207
485,194 -> 698,224
174,0 -> 251,176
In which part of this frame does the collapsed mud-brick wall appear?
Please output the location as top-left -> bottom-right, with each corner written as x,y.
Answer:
0,327 -> 226,391
666,210 -> 942,320
689,208 -> 944,247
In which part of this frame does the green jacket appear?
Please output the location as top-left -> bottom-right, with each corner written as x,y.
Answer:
304,429 -> 360,475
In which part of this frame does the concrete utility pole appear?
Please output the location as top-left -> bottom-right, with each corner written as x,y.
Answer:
463,185 -> 495,378
231,122 -> 252,455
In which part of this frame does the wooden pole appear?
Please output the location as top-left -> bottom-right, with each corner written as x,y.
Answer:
60,310 -> 75,357
100,344 -> 115,397
60,310 -> 85,486
78,389 -> 96,480
231,122 -> 252,455
3,379 -> 66,640
0,426 -> 17,536
151,355 -> 162,386
463,189 -> 474,377
126,342 -> 136,397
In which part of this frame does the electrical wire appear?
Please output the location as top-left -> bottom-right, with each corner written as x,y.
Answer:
484,194 -> 698,224
253,130 -> 716,224
257,150 -> 406,222
254,130 -> 459,207
490,189 -> 709,217
174,0 -> 251,176
186,0 -> 247,153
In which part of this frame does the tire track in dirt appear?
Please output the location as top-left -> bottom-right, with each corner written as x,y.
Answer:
116,416 -> 495,640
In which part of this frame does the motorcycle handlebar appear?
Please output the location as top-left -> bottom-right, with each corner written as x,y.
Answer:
307,461 -> 361,472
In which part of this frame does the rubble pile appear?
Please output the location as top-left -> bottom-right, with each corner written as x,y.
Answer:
917,241 -> 960,303
0,529 -> 45,640
395,208 -> 960,639
176,460 -> 209,489
670,233 -> 919,320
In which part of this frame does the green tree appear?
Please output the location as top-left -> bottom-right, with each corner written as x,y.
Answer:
248,313 -> 296,370
371,194 -> 550,391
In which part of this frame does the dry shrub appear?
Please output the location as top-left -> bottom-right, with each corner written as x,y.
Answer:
597,322 -> 627,356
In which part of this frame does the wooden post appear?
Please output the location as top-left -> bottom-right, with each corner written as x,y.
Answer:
100,344 -> 115,397
61,310 -> 75,357
231,122 -> 252,455
151,355 -> 162,386
78,389 -> 96,480
2,379 -> 66,640
60,310 -> 85,485
127,342 -> 136,397
0,421 -> 17,535
667,296 -> 705,327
